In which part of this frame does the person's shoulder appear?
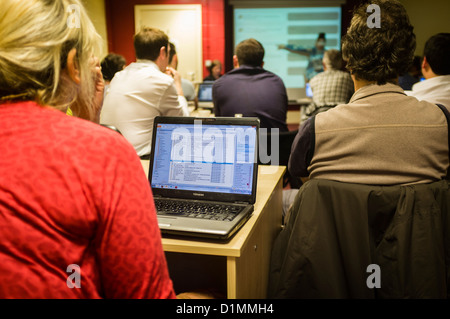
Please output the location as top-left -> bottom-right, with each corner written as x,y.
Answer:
262,68 -> 281,77
310,72 -> 324,81
59,112 -> 136,156
415,96 -> 447,111
122,62 -> 173,83
18,103 -> 136,163
181,78 -> 194,87
312,102 -> 349,131
405,97 -> 449,126
213,72 -> 232,85
265,69 -> 287,87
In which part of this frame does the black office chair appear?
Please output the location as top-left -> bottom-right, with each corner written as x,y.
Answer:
258,129 -> 302,188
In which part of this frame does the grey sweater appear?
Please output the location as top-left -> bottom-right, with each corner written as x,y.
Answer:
289,83 -> 449,185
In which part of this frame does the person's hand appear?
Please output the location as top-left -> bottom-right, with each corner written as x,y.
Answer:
165,66 -> 181,82
278,44 -> 285,50
165,66 -> 184,97
70,55 -> 104,124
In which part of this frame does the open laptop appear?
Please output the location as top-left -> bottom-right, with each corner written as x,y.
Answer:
148,116 -> 260,240
197,81 -> 214,109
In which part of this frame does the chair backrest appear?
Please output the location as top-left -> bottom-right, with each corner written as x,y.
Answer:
259,129 -> 302,188
268,178 -> 450,298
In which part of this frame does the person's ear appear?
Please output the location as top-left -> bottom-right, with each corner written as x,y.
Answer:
261,61 -> 264,68
233,55 -> 239,68
422,56 -> 429,71
160,46 -> 167,59
66,48 -> 81,84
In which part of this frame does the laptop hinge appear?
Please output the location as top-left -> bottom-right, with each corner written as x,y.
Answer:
235,201 -> 249,205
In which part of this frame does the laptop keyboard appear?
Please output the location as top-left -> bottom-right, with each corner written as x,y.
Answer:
155,199 -> 243,222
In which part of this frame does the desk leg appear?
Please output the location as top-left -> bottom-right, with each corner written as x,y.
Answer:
226,178 -> 283,299
227,257 -> 238,299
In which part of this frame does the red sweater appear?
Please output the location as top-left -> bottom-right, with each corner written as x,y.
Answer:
0,101 -> 175,299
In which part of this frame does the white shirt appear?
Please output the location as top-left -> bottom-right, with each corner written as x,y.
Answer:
100,60 -> 188,157
410,75 -> 450,110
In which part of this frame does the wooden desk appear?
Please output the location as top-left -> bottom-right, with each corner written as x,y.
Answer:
141,160 -> 285,299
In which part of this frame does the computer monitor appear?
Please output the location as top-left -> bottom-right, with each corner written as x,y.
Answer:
197,82 -> 214,109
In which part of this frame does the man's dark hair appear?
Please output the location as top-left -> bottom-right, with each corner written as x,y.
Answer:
423,33 -> 450,75
100,53 -> 126,81
168,42 -> 176,65
235,38 -> 265,67
342,0 -> 416,84
133,27 -> 169,61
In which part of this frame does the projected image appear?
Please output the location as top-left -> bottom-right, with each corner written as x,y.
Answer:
234,7 -> 342,97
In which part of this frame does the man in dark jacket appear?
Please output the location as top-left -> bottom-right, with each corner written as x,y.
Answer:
212,38 -> 289,132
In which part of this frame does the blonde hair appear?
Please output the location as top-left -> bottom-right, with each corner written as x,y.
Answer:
0,0 -> 101,120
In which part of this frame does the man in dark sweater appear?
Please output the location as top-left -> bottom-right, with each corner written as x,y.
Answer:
212,38 -> 289,132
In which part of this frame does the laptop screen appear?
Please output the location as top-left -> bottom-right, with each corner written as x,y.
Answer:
150,120 -> 257,196
305,82 -> 313,98
197,82 -> 213,102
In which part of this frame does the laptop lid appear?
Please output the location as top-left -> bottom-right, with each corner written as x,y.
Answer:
148,116 -> 259,204
197,82 -> 214,102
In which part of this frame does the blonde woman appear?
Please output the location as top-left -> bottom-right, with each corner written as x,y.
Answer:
0,0 -> 175,298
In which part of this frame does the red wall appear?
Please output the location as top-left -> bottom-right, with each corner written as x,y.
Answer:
105,0 -> 226,78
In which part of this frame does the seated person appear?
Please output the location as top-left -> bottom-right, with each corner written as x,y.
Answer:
203,59 -> 222,81
0,0 -> 174,298
213,38 -> 289,132
303,49 -> 354,119
100,53 -> 126,104
101,53 -> 126,87
398,55 -> 422,90
289,0 -> 449,187
100,27 -> 189,159
411,33 -> 450,110
168,42 -> 196,102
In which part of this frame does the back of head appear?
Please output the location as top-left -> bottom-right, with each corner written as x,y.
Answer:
342,0 -> 416,85
134,27 -> 169,61
168,42 -> 177,66
323,49 -> 343,70
0,0 -> 101,119
424,33 -> 450,76
101,53 -> 126,81
235,38 -> 265,67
